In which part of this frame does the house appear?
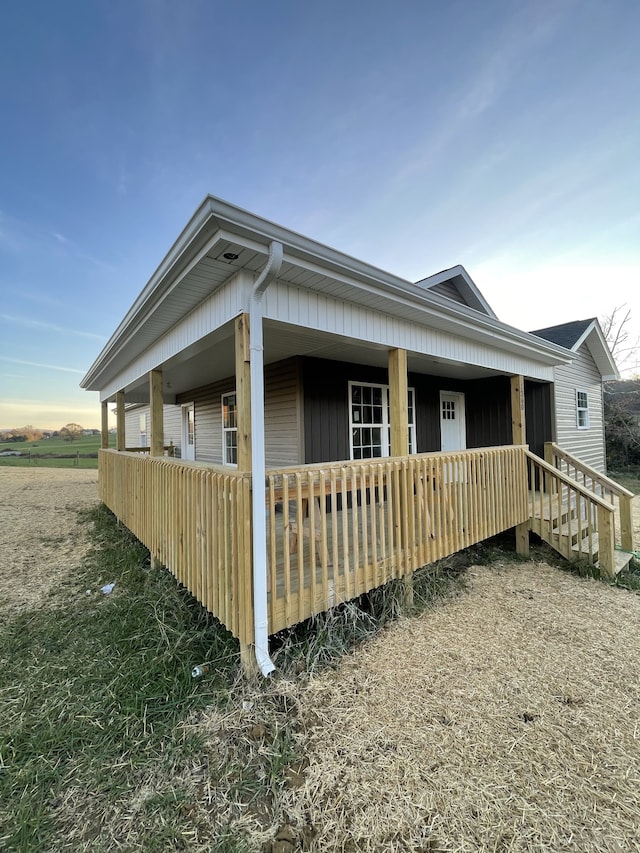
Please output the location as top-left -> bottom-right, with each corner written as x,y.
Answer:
530,319 -> 618,473
81,196 -> 635,674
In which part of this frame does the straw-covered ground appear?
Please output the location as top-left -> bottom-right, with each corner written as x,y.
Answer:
0,467 -> 98,615
2,467 -> 640,852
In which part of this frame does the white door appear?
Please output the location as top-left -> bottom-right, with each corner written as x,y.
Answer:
440,391 -> 466,451
181,403 -> 195,460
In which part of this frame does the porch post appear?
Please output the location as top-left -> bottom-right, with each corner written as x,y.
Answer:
235,314 -> 252,472
149,368 -> 164,457
116,390 -> 126,452
511,375 -> 529,557
388,348 -> 409,457
235,313 -> 257,674
388,348 -> 413,605
101,401 -> 109,449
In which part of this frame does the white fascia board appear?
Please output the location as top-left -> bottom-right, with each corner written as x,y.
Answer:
274,249 -> 571,368
415,265 -> 498,319
572,320 -> 619,380
82,195 -> 572,391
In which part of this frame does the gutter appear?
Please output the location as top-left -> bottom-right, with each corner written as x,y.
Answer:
249,240 -> 283,676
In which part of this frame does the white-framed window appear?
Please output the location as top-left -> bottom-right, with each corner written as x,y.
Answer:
576,390 -> 589,429
349,381 -> 416,460
222,391 -> 238,466
139,413 -> 147,447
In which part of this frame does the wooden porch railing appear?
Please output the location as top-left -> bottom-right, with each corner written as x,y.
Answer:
544,442 -> 634,553
99,450 -> 253,645
265,446 -> 529,633
526,450 -> 619,577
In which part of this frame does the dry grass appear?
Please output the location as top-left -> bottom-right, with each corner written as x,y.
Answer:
0,467 -> 99,614
187,560 -> 640,853
3,468 -> 640,852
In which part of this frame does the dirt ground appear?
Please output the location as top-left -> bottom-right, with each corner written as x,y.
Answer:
2,468 -> 640,852
0,467 -> 99,614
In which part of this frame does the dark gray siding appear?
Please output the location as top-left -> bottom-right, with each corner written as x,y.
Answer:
525,381 -> 553,459
302,357 -> 513,464
429,280 -> 467,305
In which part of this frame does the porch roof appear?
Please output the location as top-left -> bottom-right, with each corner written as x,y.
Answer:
81,195 -> 573,398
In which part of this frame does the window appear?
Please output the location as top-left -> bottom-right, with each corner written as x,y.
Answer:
349,382 -> 416,460
139,413 -> 147,447
222,392 -> 238,465
576,390 -> 589,429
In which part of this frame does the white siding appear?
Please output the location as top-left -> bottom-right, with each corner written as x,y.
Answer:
553,342 -> 606,472
177,359 -> 302,467
263,281 -> 556,381
264,359 -> 303,467
124,404 -> 182,452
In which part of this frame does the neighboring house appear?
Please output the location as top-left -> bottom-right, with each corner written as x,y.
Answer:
81,196 -> 634,673
531,319 -> 619,474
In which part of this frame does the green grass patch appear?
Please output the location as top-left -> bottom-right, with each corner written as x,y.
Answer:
0,504 -> 240,852
0,434 -> 115,468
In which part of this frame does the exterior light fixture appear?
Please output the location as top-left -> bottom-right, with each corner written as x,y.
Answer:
223,252 -> 239,260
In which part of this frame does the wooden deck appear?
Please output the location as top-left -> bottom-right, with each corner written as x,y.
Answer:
99,445 -> 633,646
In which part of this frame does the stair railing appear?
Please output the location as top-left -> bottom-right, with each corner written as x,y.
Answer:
526,450 -> 616,576
544,442 -> 634,553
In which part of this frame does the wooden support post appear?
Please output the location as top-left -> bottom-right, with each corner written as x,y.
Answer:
235,314 -> 252,473
597,505 -> 615,578
235,314 -> 257,672
101,401 -> 109,449
544,441 -> 554,466
510,375 -> 526,446
620,494 -> 634,554
388,348 -> 409,457
511,375 -> 529,557
116,390 -> 126,452
389,348 -> 413,605
240,642 -> 260,678
149,368 -> 164,457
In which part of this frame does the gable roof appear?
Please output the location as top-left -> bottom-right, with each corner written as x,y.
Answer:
414,265 -> 497,318
531,318 -> 619,381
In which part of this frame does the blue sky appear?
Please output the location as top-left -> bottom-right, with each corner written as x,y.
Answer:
1,0 -> 638,429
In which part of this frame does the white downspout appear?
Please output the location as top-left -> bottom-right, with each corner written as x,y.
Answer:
249,240 -> 283,676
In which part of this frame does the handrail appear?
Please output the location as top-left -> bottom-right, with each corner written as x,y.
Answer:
544,442 -> 634,499
526,448 -> 617,576
268,445 -> 529,477
526,450 -> 615,511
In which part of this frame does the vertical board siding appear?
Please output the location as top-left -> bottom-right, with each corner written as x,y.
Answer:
525,381 -> 553,459
99,450 -> 253,643
302,357 -> 513,462
553,343 -> 606,472
266,445 -> 529,634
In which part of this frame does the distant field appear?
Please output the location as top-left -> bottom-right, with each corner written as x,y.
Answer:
0,434 -> 115,468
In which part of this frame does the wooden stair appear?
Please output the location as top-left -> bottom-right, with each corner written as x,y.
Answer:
526,446 -> 636,578
529,495 -> 632,574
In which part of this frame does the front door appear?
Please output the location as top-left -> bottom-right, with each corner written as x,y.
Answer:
181,403 -> 195,460
440,391 -> 466,451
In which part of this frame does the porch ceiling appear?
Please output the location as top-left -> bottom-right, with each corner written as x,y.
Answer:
120,319 -> 504,404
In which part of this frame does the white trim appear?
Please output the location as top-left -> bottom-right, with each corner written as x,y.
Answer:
576,389 -> 590,430
181,403 -> 195,460
221,390 -> 238,467
439,390 -> 467,451
348,381 -> 416,460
